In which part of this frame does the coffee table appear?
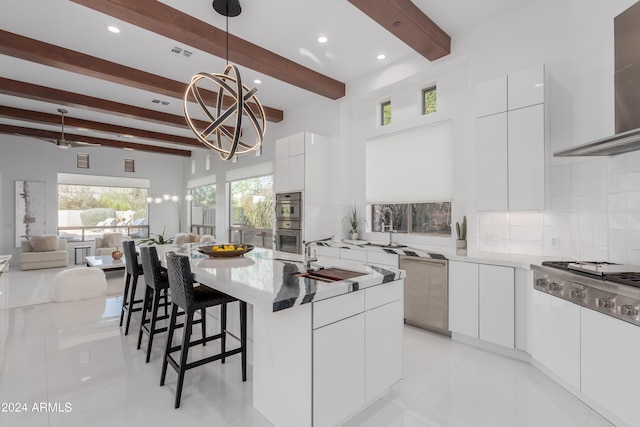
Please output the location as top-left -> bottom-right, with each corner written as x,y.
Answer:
85,255 -> 126,271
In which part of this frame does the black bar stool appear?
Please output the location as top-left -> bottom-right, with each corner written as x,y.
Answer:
120,240 -> 144,335
160,252 -> 247,409
137,246 -> 172,363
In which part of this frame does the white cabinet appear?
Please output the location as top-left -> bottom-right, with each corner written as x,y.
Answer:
478,265 -> 514,348
508,64 -> 545,110
476,113 -> 508,211
275,131 -> 333,242
313,313 -> 365,427
449,261 -> 479,338
366,251 -> 398,268
449,261 -> 515,349
581,309 -> 640,427
528,289 -> 581,390
475,64 -> 546,211
476,75 -> 507,118
274,134 -> 305,193
312,280 -> 403,426
507,104 -> 545,210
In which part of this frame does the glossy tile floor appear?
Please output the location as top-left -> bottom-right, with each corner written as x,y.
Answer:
0,267 -> 616,427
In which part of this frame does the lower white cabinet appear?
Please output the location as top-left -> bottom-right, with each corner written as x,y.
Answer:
449,261 -> 479,338
479,264 -> 514,348
581,308 -> 640,426
449,261 -> 515,348
312,280 -> 403,427
365,298 -> 403,402
528,289 -> 581,390
313,313 -> 366,427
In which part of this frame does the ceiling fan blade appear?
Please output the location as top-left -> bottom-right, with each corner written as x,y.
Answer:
67,140 -> 101,148
15,133 -> 57,145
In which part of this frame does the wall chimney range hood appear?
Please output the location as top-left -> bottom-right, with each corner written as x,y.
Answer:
554,1 -> 640,157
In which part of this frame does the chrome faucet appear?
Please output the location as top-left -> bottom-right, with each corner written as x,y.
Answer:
302,236 -> 333,270
381,207 -> 395,246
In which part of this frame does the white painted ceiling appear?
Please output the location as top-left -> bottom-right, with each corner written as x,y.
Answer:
0,0 -> 532,153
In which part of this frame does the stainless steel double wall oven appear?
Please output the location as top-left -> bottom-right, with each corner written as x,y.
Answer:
275,192 -> 302,254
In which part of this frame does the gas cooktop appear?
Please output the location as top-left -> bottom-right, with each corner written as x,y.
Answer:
541,260 -> 640,288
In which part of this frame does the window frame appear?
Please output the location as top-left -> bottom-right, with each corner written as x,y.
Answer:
370,201 -> 451,237
380,100 -> 392,126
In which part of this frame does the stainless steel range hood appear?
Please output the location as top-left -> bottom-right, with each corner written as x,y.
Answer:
554,128 -> 640,157
554,1 -> 640,158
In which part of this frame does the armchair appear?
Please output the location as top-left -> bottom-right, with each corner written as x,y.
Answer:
95,232 -> 124,256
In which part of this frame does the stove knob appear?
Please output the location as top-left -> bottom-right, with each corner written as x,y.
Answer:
570,289 -> 584,300
535,278 -> 549,290
596,298 -> 614,309
621,305 -> 639,317
549,282 -> 562,292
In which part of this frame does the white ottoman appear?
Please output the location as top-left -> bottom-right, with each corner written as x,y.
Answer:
52,267 -> 107,302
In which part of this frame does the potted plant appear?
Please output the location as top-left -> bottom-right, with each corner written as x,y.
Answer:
137,226 -> 175,245
343,205 -> 366,241
455,216 -> 467,255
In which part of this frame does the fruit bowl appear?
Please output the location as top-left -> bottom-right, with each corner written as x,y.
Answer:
197,244 -> 254,258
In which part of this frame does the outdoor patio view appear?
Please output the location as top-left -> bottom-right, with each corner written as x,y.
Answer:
57,184 -> 149,241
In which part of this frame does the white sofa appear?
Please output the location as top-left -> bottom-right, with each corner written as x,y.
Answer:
95,232 -> 124,256
20,236 -> 69,271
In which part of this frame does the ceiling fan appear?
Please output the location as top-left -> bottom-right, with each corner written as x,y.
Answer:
23,109 -> 100,149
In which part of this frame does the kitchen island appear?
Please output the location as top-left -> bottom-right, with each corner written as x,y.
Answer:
155,244 -> 405,427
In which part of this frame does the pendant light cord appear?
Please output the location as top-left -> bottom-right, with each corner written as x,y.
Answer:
225,8 -> 229,65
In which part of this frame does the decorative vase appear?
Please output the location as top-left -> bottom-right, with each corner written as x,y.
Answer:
456,239 -> 467,256
349,231 -> 359,241
111,246 -> 123,260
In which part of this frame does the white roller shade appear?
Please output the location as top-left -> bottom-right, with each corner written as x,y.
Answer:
225,161 -> 273,182
366,121 -> 452,203
57,173 -> 150,188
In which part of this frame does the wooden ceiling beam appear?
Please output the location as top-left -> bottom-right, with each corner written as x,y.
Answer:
0,30 -> 283,123
348,0 -> 450,61
0,77 -> 210,131
0,124 -> 192,157
71,0 -> 346,100
0,105 -> 202,148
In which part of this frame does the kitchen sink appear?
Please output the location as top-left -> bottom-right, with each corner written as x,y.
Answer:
296,267 -> 366,283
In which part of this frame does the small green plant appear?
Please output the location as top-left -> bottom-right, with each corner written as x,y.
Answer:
137,226 -> 174,245
455,216 -> 467,241
342,204 -> 366,233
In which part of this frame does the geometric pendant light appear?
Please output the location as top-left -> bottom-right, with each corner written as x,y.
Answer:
183,0 -> 266,161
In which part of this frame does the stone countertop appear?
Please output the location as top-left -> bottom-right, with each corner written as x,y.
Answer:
154,244 -> 405,313
313,239 -> 553,270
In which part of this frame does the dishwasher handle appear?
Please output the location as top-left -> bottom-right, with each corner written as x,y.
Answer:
399,256 -> 447,267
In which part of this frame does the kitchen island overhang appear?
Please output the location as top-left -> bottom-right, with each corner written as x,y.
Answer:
154,244 -> 405,427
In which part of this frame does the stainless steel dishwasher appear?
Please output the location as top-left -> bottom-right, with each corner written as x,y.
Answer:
400,255 -> 450,336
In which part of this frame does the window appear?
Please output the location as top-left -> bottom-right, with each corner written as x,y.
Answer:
190,184 -> 216,236
371,202 -> 451,236
229,175 -> 274,248
422,86 -> 437,115
57,184 -> 149,241
381,100 -> 391,126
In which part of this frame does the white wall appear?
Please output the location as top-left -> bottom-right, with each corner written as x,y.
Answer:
0,134 -> 184,265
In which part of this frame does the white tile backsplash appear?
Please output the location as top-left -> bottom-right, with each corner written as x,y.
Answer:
475,155 -> 640,260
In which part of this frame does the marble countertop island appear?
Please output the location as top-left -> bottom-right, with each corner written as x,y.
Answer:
155,244 -> 405,312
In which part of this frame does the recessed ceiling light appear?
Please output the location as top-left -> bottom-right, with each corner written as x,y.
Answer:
107,25 -> 120,34
318,36 -> 328,43
254,79 -> 262,84
377,54 -> 386,60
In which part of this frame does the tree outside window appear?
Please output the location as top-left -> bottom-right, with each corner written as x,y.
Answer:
381,100 -> 392,126
423,86 -> 437,115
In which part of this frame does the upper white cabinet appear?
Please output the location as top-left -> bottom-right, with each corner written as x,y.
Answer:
508,104 -> 545,210
476,64 -> 546,211
476,112 -> 508,211
508,65 -> 545,110
476,75 -> 507,118
274,132 -> 333,242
